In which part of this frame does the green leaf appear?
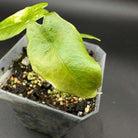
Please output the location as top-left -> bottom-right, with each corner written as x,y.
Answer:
27,12 -> 102,98
0,3 -> 48,41
81,33 -> 101,41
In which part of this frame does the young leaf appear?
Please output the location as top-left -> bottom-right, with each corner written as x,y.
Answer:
0,3 -> 48,41
27,12 -> 102,98
81,33 -> 101,41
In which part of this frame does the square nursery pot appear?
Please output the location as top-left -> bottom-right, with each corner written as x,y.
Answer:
0,35 -> 106,138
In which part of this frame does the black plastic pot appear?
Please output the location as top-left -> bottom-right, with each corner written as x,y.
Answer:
0,35 -> 106,138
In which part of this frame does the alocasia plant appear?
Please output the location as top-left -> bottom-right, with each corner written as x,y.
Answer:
0,3 -> 102,98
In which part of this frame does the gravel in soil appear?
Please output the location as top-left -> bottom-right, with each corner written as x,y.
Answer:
0,47 -> 97,117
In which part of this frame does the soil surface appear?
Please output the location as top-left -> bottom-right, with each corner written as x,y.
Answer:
0,47 -> 97,117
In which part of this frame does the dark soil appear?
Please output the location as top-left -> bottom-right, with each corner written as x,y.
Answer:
0,47 -> 97,117
1,67 -> 4,72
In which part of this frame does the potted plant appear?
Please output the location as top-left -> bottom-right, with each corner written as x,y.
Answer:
0,3 -> 106,138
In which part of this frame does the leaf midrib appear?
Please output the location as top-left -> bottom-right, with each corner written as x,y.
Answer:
50,43 -> 83,90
